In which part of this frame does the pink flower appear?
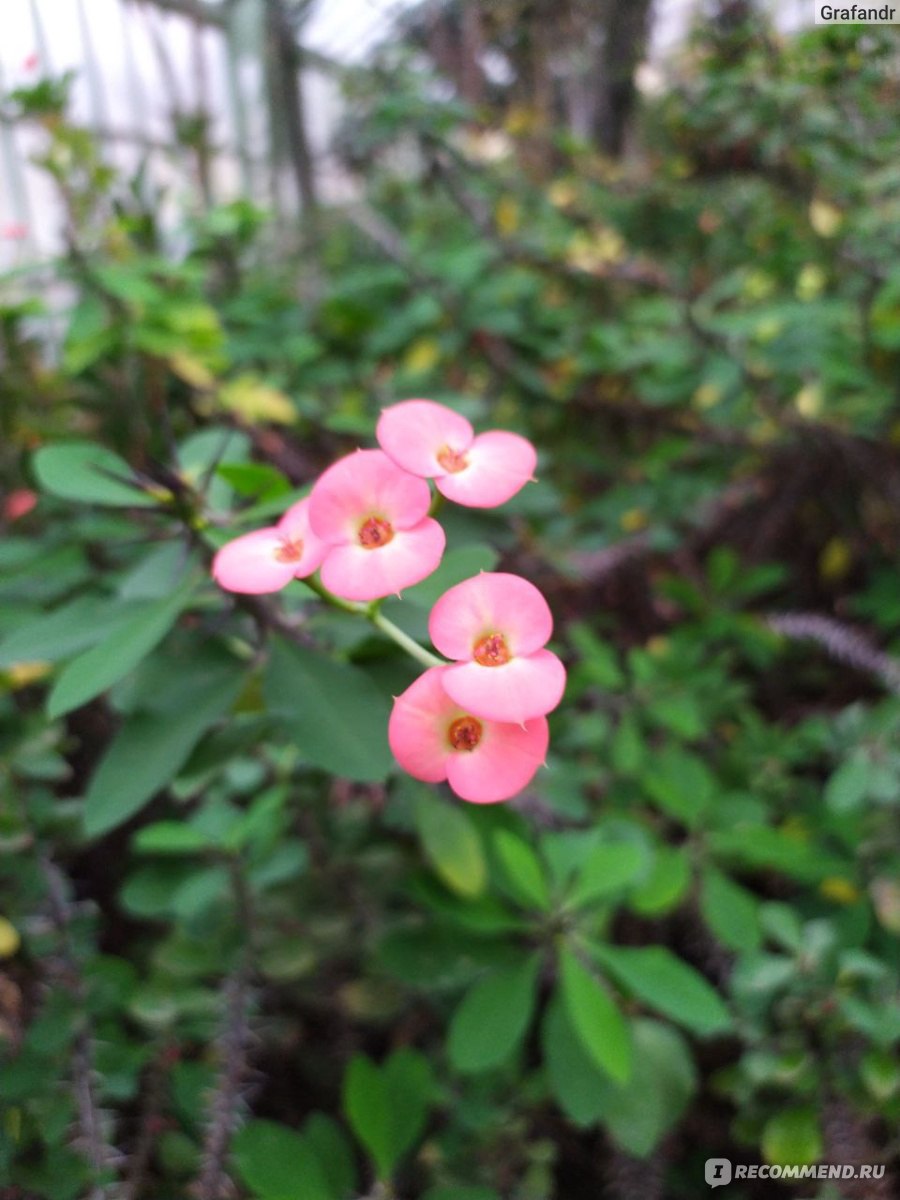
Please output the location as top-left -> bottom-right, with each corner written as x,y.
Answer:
389,667 -> 548,803
428,572 -> 566,724
22,53 -> 39,72
308,449 -> 445,602
3,489 -> 38,522
376,399 -> 537,508
2,223 -> 28,242
212,497 -> 327,594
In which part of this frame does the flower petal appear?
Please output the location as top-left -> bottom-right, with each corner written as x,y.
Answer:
447,717 -> 549,803
428,572 -> 553,661
212,528 -> 298,594
320,518 -> 446,601
435,430 -> 536,508
441,649 -> 567,724
388,666 -> 459,783
276,497 -> 329,576
377,399 -> 474,477
308,449 -> 432,544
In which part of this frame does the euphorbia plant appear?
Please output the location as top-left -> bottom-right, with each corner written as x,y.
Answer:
212,399 -> 565,802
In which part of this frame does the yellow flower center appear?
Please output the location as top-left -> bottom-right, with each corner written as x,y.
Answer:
274,538 -> 304,563
436,445 -> 469,474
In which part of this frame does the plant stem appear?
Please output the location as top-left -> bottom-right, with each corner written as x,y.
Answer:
300,574 -> 368,615
369,608 -> 444,669
299,577 -> 445,670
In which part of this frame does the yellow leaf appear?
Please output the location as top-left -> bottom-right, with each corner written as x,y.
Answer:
495,196 -> 520,236
169,352 -> 216,391
794,383 -> 823,418
743,270 -> 775,301
753,317 -> 783,343
0,917 -> 20,959
548,181 -> 577,209
566,228 -> 625,273
403,338 -> 441,375
5,661 -> 51,689
819,537 -> 852,582
218,374 -> 295,425
820,877 -> 860,905
809,199 -> 842,238
796,264 -> 826,301
505,105 -> 536,135
692,383 -> 722,410
620,507 -> 648,533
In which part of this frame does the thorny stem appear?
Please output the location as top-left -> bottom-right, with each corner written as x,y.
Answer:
39,855 -> 115,1199
194,858 -> 254,1200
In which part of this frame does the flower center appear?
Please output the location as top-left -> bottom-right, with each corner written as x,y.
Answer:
274,537 -> 304,563
436,444 -> 469,474
358,516 -> 394,549
473,632 -> 511,667
448,715 -> 483,752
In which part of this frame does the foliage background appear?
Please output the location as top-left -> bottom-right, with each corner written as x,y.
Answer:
1,5 -> 899,1199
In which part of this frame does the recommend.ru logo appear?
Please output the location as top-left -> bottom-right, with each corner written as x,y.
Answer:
705,1159 -> 732,1188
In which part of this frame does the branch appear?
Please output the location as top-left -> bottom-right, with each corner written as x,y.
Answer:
40,856 -> 118,1197
194,859 -> 256,1200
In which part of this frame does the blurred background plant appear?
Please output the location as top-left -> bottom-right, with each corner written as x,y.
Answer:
1,2 -> 899,1198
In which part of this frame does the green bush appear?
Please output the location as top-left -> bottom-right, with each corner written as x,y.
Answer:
1,24 -> 898,1200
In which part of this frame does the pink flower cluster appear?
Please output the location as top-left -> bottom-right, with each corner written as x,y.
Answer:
212,399 -> 564,803
389,573 -> 564,803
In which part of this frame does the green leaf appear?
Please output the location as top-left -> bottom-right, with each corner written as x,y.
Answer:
709,826 -> 846,882
47,582 -> 195,719
543,1001 -> 696,1156
302,1114 -> 356,1200
824,753 -> 870,813
628,847 -> 691,916
448,954 -> 540,1074
761,1107 -> 822,1167
601,1019 -> 696,1156
568,625 -> 624,689
593,945 -> 732,1037
645,693 -> 704,739
641,747 -> 716,827
232,1120 -> 333,1200
611,714 -> 643,776
0,596 -> 134,668
32,441 -> 157,507
700,867 -> 762,952
493,830 -> 551,910
264,638 -> 393,782
381,1048 -> 433,1165
541,996 -> 608,1125
133,822 -> 213,856
343,1049 -> 432,1180
415,793 -> 486,898
558,948 -> 633,1084
83,657 -> 244,838
567,843 -> 647,908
